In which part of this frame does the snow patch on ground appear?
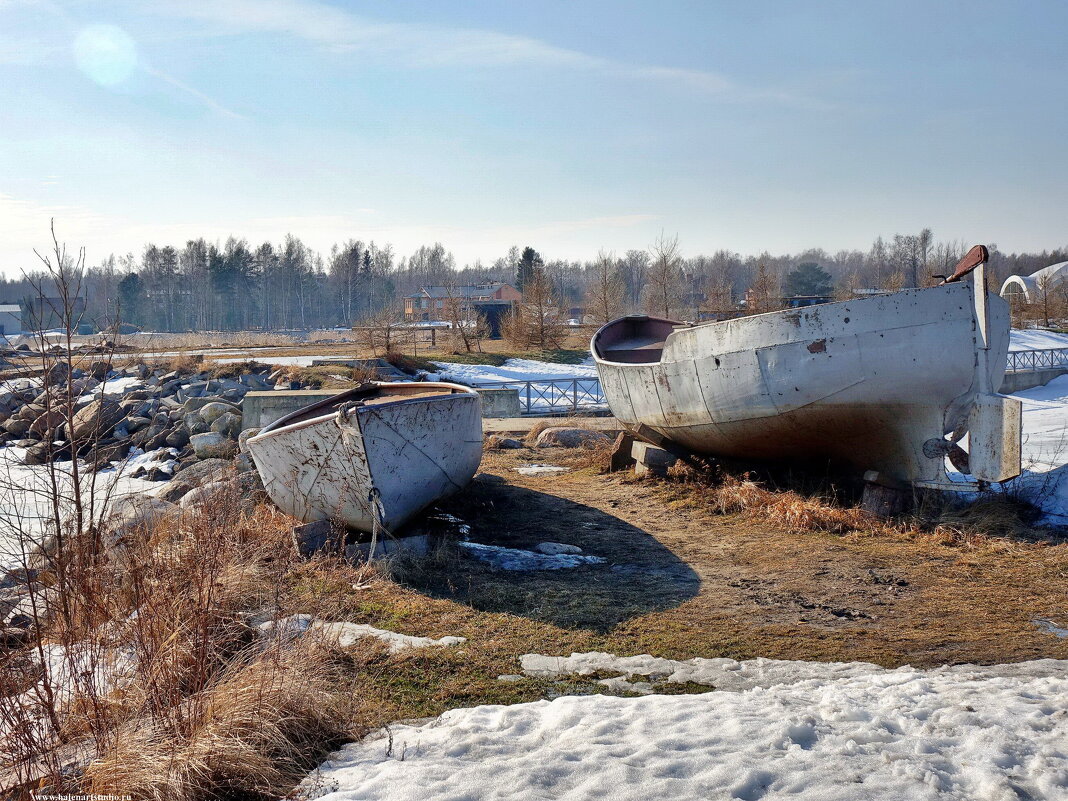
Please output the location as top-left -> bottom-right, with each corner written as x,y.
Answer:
458,542 -> 605,571
297,657 -> 1068,801
1010,328 -> 1068,352
999,376 -> 1068,525
0,448 -> 165,573
431,358 -> 598,385
257,614 -> 466,653
514,464 -> 570,476
1034,619 -> 1068,638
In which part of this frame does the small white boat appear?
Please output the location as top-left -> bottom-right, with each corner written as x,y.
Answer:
246,382 -> 483,533
592,248 -> 1021,490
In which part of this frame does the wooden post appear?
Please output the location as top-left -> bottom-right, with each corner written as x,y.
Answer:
860,470 -> 911,516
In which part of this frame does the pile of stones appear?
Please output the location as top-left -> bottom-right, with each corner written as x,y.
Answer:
0,360 -> 302,476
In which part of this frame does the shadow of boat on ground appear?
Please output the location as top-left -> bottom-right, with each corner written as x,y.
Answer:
397,480 -> 701,633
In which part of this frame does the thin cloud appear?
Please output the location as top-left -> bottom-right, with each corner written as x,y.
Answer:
150,0 -> 809,103
147,67 -> 245,119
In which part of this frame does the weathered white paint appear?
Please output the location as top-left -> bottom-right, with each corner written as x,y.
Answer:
246,383 -> 483,533
592,281 -> 1022,487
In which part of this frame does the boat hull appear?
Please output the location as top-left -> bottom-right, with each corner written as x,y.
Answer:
592,284 -> 1013,485
246,383 -> 483,532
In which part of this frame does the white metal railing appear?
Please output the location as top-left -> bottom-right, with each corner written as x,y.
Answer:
474,377 -> 605,414
1006,347 -> 1068,372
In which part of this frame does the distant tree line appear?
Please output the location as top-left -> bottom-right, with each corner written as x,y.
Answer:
0,229 -> 1064,332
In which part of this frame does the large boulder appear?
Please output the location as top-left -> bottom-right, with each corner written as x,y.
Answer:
486,435 -> 524,450
534,427 -> 611,449
190,432 -> 237,460
198,401 -> 239,425
173,456 -> 232,486
3,418 -> 31,437
17,403 -> 45,422
210,411 -> 242,439
108,495 -> 178,532
29,409 -> 65,436
238,427 -> 262,453
70,398 -> 124,441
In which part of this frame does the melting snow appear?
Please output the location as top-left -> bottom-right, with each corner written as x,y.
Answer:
1009,328 -> 1068,352
458,542 -> 606,570
514,464 -> 570,476
1034,619 -> 1068,638
998,376 -> 1068,526
296,657 -> 1068,801
431,357 -> 598,385
257,614 -> 466,653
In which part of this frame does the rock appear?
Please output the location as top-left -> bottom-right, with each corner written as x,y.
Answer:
198,401 -> 239,425
29,409 -> 65,436
210,411 -> 241,438
184,413 -> 209,435
487,435 -> 524,450
534,542 -> 584,555
190,432 -> 237,460
173,457 -> 232,486
178,478 -> 232,509
609,432 -> 637,472
165,426 -> 190,448
238,427 -> 262,453
534,427 -> 611,448
473,472 -> 507,485
88,360 -> 110,381
17,403 -> 45,422
70,398 -> 124,441
125,416 -> 151,433
234,452 -> 255,472
3,418 -> 30,437
22,442 -> 61,465
109,495 -> 178,531
157,481 -> 193,503
89,441 -> 131,470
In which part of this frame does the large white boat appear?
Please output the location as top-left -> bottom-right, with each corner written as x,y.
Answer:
246,382 -> 483,533
592,248 -> 1021,489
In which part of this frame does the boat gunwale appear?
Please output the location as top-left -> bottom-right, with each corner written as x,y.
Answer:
247,381 -> 480,443
589,285 -> 968,368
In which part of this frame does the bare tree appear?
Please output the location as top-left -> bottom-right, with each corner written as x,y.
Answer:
644,233 -> 683,318
442,283 -> 475,353
747,263 -> 780,314
586,251 -> 626,325
502,267 -> 563,349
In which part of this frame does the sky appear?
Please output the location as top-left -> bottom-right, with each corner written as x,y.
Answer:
1,0 -> 1066,276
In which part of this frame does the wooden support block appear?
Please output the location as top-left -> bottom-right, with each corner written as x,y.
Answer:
860,471 -> 912,516
632,440 -> 678,477
609,432 -> 636,472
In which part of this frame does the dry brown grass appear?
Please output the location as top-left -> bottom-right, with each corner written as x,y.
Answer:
522,419 -> 554,446
86,637 -> 371,801
168,352 -> 204,374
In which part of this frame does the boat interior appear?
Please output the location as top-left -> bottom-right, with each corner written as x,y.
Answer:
592,316 -> 679,364
264,383 -> 470,431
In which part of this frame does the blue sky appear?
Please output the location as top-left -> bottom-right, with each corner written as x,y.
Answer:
1,0 -> 1066,275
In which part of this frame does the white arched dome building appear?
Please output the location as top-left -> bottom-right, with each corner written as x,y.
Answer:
1000,260 -> 1068,303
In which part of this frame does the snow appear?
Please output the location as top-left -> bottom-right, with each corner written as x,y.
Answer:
1000,376 -> 1068,526
297,657 -> 1068,801
1010,328 -> 1068,352
213,354 -> 318,366
1034,619 -> 1068,638
257,614 -> 466,653
458,542 -> 605,570
0,447 -> 162,573
431,357 -> 598,385
117,447 -> 179,476
513,464 -> 570,476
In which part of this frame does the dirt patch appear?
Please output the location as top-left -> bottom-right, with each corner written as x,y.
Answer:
399,447 -> 1068,668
